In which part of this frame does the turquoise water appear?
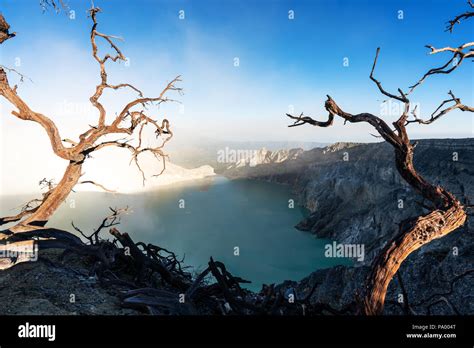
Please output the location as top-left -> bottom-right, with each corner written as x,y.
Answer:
1,177 -> 349,291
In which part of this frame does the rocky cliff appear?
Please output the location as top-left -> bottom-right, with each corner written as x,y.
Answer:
226,147 -> 305,169
223,138 -> 474,314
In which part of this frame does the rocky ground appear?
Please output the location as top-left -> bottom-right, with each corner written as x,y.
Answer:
0,249 -> 141,315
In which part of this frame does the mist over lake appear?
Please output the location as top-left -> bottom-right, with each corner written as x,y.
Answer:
1,177 -> 349,291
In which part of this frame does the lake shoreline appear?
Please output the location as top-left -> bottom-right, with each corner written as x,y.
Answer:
1,177 -> 350,292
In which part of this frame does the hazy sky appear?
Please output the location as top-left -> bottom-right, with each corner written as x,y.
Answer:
0,0 -> 473,193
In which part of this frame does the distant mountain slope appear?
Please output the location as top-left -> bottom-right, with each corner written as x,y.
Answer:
165,139 -> 328,170
225,147 -> 305,169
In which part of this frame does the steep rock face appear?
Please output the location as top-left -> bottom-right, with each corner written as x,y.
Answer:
224,138 -> 474,314
297,139 -> 473,262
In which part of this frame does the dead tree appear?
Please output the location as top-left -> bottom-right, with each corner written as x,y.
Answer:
286,3 -> 473,315
0,7 -> 181,236
0,14 -> 16,44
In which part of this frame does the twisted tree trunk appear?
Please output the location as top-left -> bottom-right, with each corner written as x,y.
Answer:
10,162 -> 83,232
363,144 -> 467,315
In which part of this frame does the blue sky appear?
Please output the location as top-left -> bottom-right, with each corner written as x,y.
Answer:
1,0 -> 473,145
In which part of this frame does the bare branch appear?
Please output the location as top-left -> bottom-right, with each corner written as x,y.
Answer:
407,91 -> 474,125
78,180 -> 117,193
116,76 -> 183,122
286,112 -> 334,128
72,206 -> 129,244
408,43 -> 473,94
0,68 -> 80,161
445,1 -> 474,32
408,2 -> 474,94
0,65 -> 32,84
370,48 -> 408,103
287,96 -> 402,147
88,6 -> 126,127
